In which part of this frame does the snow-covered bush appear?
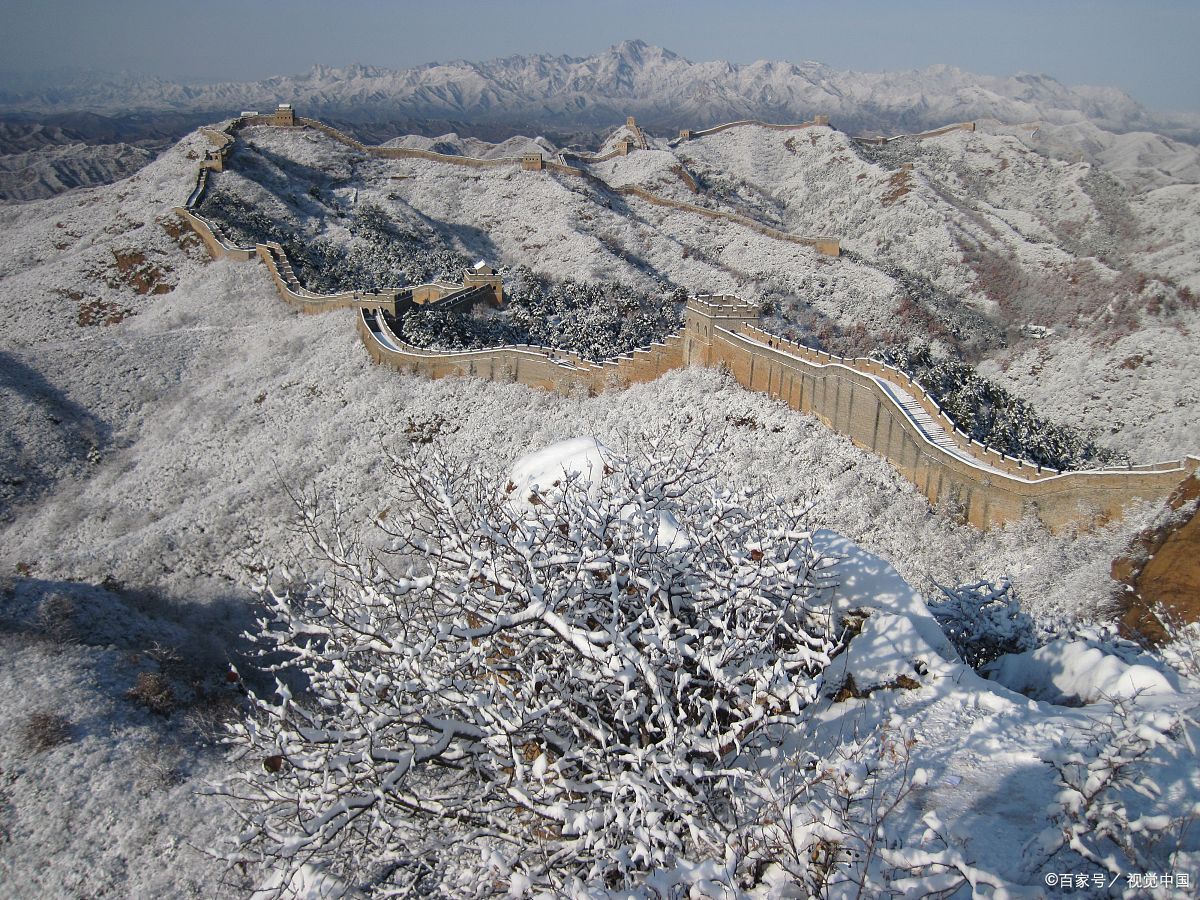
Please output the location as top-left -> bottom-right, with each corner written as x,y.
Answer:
199,191 -> 473,291
743,719 -> 930,896
928,578 -> 1036,669
395,266 -> 685,360
1153,603 -> 1200,680
221,438 -> 841,894
21,711 -> 72,753
1027,698 -> 1200,894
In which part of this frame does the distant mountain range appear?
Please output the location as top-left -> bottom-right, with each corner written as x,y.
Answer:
3,41 -> 1198,144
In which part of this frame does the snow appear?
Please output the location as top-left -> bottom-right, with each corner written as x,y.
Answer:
189,118 -> 1200,460
984,639 -> 1178,705
0,111 -> 1197,896
506,435 -> 609,507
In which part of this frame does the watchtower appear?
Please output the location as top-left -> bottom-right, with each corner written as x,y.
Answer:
463,261 -> 503,305
683,294 -> 762,367
813,115 -> 829,127
521,153 -> 543,171
271,104 -> 296,127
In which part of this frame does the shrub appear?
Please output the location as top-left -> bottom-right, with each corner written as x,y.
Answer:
1026,697 -> 1200,887
126,671 -> 175,716
928,578 -> 1036,669
22,711 -> 72,753
395,267 -> 686,361
220,439 -> 841,893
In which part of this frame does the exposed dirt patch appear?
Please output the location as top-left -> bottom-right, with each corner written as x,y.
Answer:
75,295 -> 133,327
108,248 -> 175,295
831,672 -> 921,703
882,169 -> 913,206
161,217 -> 208,260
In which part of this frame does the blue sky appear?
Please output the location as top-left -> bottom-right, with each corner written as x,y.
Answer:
1,0 -> 1197,112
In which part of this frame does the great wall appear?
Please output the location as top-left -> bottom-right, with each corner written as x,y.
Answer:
174,107 -> 1200,532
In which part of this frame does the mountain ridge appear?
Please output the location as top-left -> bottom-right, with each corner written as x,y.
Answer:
2,40 -> 1196,143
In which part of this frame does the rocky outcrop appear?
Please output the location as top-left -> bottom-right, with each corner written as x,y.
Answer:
1114,473 -> 1200,643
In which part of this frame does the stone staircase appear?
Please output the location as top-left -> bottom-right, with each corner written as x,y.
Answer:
869,375 -> 1009,475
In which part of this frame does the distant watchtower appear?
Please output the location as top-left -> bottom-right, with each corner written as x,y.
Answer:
521,153 -> 543,171
271,104 -> 296,127
463,261 -> 504,305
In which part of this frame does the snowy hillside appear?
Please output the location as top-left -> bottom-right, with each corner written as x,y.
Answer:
192,117 -> 1199,458
0,105 -> 1198,895
0,141 -> 153,202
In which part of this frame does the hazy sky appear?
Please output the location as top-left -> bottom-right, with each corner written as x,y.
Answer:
1,0 -> 1197,113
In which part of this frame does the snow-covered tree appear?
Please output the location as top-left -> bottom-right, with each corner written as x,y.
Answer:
1026,697 -> 1200,896
928,578 -> 1036,669
394,267 -> 685,360
220,438 -> 841,894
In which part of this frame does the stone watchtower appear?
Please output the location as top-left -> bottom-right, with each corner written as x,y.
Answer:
271,104 -> 296,127
521,153 -> 543,171
463,261 -> 504,305
683,294 -> 761,367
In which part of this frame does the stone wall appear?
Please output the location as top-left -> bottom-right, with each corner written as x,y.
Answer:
673,117 -> 828,144
851,122 -> 976,146
173,207 -> 257,261
358,309 -> 685,396
615,185 -> 840,256
226,112 -> 841,257
683,298 -> 1199,531
257,243 -> 399,315
169,114 -> 1198,532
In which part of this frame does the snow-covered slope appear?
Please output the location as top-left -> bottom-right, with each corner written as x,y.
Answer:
0,141 -> 153,202
1,114 -> 1197,895
192,118 -> 1200,457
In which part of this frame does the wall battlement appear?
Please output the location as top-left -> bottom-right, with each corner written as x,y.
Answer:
851,121 -> 976,146
671,116 -> 831,145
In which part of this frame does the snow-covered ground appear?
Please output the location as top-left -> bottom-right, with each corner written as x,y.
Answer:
0,114 -> 1198,895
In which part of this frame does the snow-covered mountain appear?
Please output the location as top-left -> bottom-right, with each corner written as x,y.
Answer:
0,141 -> 152,201
3,41 -> 1198,143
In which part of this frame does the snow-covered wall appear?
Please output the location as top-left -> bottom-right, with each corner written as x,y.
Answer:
682,301 -> 1198,530
167,113 -> 1196,533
